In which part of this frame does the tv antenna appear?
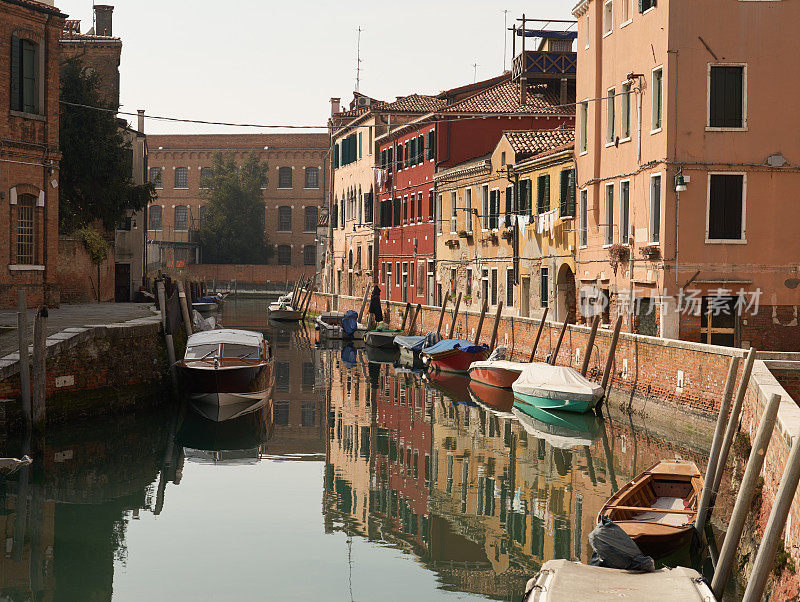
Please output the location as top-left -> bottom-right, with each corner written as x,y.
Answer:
355,26 -> 363,93
472,62 -> 479,83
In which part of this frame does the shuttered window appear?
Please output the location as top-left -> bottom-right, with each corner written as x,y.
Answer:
710,66 -> 744,128
426,130 -> 435,160
536,175 -> 550,214
559,169 -> 576,217
489,190 -> 500,229
11,36 -> 38,114
393,198 -> 401,227
639,0 -> 656,12
708,174 -> 744,240
396,144 -> 403,171
364,191 -> 373,223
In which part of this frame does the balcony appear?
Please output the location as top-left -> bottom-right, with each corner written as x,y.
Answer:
512,50 -> 576,81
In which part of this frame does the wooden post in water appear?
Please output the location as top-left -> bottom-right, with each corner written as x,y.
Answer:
212,276 -> 216,294
301,285 -> 315,320
156,280 -> 177,375
489,301 -> 504,350
17,289 -> 31,426
695,355 -> 740,531
580,314 -> 602,376
448,292 -> 462,339
32,307 -> 47,429
549,319 -> 569,365
599,316 -> 623,393
408,304 -> 422,335
400,302 -> 412,332
474,300 -> 488,345
177,281 -> 193,335
436,292 -> 450,337
528,307 -> 548,362
712,392 -> 780,600
358,285 -> 372,323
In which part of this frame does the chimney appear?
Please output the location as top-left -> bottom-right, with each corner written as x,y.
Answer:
520,77 -> 528,105
330,97 -> 341,116
94,5 -> 114,36
137,109 -> 145,134
560,78 -> 568,106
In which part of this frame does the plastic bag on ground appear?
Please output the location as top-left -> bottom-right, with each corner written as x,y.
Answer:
588,516 -> 655,572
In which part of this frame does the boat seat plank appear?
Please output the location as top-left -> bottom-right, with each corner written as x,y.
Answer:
610,505 -> 692,515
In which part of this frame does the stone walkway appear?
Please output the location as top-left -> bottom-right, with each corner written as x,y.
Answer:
0,303 -> 157,358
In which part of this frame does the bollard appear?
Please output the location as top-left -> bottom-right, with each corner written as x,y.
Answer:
695,355 -> 740,531
712,392 -> 780,599
528,307 -> 549,362
742,415 -> 800,602
32,307 -> 47,428
17,289 -> 31,426
177,281 -> 193,336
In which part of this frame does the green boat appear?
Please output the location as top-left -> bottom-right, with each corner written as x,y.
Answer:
511,404 -> 601,448
510,362 -> 604,414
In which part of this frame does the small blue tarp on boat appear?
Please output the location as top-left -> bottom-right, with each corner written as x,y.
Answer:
395,331 -> 441,352
341,310 -> 359,337
421,339 -> 487,356
195,296 -> 219,304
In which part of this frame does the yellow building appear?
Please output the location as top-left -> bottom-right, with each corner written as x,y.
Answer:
435,129 -> 576,320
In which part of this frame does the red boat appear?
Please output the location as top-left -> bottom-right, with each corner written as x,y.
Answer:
467,380 -> 515,414
422,339 -> 490,374
468,359 -> 525,389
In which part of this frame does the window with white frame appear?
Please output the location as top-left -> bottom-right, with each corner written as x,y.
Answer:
540,267 -> 549,308
707,173 -> 745,241
606,87 -> 616,144
652,67 -> 663,131
604,184 -> 614,245
436,194 -> 443,234
603,0 -> 613,35
450,192 -> 458,233
709,65 -> 746,129
650,174 -> 661,243
580,102 -> 589,153
305,166 -> 319,188
621,0 -> 630,23
620,180 -> 630,243
640,0 -> 655,13
465,188 -> 473,233
579,190 -> 588,247
621,82 -> 632,139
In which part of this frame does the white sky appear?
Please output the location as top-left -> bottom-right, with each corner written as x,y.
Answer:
56,0 -> 577,135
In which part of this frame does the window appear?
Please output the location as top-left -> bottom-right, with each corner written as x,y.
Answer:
466,268 -> 473,297
620,180 -> 630,243
465,188 -> 473,233
585,15 -> 590,49
559,169 -> 576,217
650,174 -> 661,243
392,198 -> 401,227
386,263 -> 392,288
174,205 -> 188,231
382,263 -> 386,284
622,0 -> 630,22
278,166 -> 292,188
410,192 -> 416,221
540,267 -> 549,308
606,87 -> 616,144
450,192 -> 458,233
275,401 -> 289,426
333,144 -> 339,169
450,268 -> 457,294
481,270 -> 489,304
489,190 -> 500,229
518,179 -> 532,216
505,185 -> 513,224
640,0 -> 656,13
16,194 -> 35,264
331,202 -> 338,229
367,244 -> 373,270
277,244 -> 291,265
10,36 -> 38,114
301,401 -> 316,427
200,167 -> 213,188
387,147 -> 393,173
436,195 -> 443,234
174,167 -> 189,189
621,82 -> 631,139
708,174 -> 745,241
403,196 -> 408,223
365,191 -> 374,223
580,102 -> 588,153
149,167 -> 163,189
278,206 -> 292,231
652,68 -> 663,131
481,185 -> 489,229
603,0 -> 613,35
305,166 -> 319,188
429,190 -> 434,221
149,205 -> 162,231
506,268 -> 514,307
358,132 -> 363,159
418,135 -> 425,164
501,151 -> 506,166
417,193 -> 422,222
427,130 -> 436,160
304,244 -> 316,265
199,205 -> 207,228
580,190 -> 588,246
709,65 -> 745,129
604,184 -> 614,245
417,261 -> 425,296
537,175 -> 550,214
304,206 -> 318,232
491,269 -> 498,306
396,144 -> 403,171
396,262 -> 401,286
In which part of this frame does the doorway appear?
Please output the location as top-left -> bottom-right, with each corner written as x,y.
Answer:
555,264 -> 576,323
520,277 -> 530,317
114,263 -> 131,302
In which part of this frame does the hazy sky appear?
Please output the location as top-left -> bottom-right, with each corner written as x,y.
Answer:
57,0 -> 576,135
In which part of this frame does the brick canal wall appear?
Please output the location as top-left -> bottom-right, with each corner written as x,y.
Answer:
0,313 -> 170,429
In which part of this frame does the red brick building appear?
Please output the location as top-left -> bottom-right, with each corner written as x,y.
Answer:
146,134 -> 328,282
0,0 -> 66,308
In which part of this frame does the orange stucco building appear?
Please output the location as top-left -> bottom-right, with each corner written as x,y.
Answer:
573,0 -> 800,349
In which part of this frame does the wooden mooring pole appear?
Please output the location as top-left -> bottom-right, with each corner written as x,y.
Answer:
489,301 -> 504,350
400,302 -> 412,332
580,314 -> 601,376
408,304 -> 422,335
156,280 -> 177,378
599,316 -> 623,393
474,300 -> 488,345
448,292 -> 462,339
549,319 -> 569,365
528,307 -> 548,362
436,292 -> 450,337
301,285 -> 315,320
177,281 -> 193,335
358,285 -> 372,323
17,289 -> 31,426
32,307 -> 47,429
711,392 -> 780,600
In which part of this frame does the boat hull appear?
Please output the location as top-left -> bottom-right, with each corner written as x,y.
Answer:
268,308 -> 302,321
176,362 -> 272,422
427,348 -> 490,374
364,330 -> 401,349
513,391 -> 595,414
467,380 -> 515,414
468,365 -> 521,389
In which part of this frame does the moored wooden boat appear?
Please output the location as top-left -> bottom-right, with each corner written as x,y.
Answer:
267,302 -> 302,321
364,328 -> 402,349
468,359 -> 525,389
467,379 -> 515,415
598,459 -> 702,557
512,363 -> 603,414
421,339 -> 490,374
315,311 -> 366,340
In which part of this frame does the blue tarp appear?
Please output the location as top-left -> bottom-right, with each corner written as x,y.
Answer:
195,296 -> 219,304
422,339 -> 489,356
516,29 -> 578,39
341,310 -> 359,337
341,344 -> 358,367
395,331 -> 441,352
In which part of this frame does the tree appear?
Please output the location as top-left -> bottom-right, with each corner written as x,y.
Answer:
199,152 -> 272,264
59,58 -> 155,232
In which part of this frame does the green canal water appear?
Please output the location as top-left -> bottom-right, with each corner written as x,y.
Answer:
0,298 -> 726,601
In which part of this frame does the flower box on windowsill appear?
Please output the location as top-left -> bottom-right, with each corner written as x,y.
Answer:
458,230 -> 473,239
609,243 -> 630,274
640,245 -> 661,259
445,238 -> 460,249
501,229 -> 514,241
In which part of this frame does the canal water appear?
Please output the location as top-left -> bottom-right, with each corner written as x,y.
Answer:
1,297 -> 718,601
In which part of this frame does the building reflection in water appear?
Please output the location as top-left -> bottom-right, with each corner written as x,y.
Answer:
322,350 -> 710,600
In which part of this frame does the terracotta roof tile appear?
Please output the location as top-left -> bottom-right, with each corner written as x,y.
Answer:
504,128 -> 575,159
381,94 -> 447,113
3,0 -> 66,16
438,80 -> 572,116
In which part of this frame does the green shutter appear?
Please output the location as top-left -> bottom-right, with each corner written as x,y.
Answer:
638,0 -> 643,13
545,176 -> 551,212
10,36 -> 21,112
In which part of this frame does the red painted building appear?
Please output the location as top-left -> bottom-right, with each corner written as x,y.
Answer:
377,74 -> 575,306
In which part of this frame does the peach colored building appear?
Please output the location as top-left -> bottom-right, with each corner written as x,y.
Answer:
572,0 -> 800,350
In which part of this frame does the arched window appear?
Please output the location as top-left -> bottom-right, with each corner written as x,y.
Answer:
174,205 -> 188,231
304,167 -> 319,189
278,167 -> 292,189
148,205 -> 162,230
16,194 -> 36,265
304,244 -> 316,266
198,205 -> 207,227
277,244 -> 291,265
278,206 -> 292,232
304,206 -> 318,232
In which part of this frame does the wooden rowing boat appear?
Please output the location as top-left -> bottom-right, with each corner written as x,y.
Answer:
598,459 -> 702,557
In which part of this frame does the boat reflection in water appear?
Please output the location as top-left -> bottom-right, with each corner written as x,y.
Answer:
512,405 -> 602,449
